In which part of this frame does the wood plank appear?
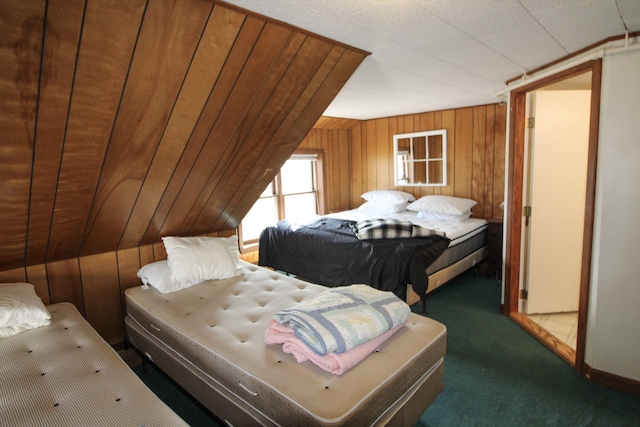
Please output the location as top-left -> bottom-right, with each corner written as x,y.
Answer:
26,264 -> 50,305
376,117 -> 390,190
472,106 -> 487,217
177,25 -> 305,235
338,130 -> 351,210
46,0 -> 146,261
141,15 -> 266,245
80,252 -> 122,344
82,0 -> 213,256
47,258 -> 84,314
366,120 -> 378,191
139,244 -> 155,267
485,105 -> 497,219
441,109 -> 456,196
454,107 -> 474,199
207,44 -> 366,231
350,125 -> 364,208
494,105 -> 507,216
0,268 -> 27,284
0,0 -> 45,268
120,5 -> 246,250
27,0 -> 84,266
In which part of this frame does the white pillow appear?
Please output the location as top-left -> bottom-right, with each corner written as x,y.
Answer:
0,282 -> 51,338
136,260 -> 198,293
361,190 -> 415,204
162,235 -> 244,289
417,209 -> 472,222
407,195 -> 477,216
357,201 -> 410,214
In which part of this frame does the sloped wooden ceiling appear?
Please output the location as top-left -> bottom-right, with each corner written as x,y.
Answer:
0,0 -> 368,270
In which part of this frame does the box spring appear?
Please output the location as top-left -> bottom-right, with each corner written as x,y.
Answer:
125,262 -> 446,426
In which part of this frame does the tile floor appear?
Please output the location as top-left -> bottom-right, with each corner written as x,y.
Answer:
526,312 -> 579,350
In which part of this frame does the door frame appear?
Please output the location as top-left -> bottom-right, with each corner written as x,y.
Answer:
503,59 -> 602,374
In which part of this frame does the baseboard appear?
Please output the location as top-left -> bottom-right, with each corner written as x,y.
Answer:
585,364 -> 640,396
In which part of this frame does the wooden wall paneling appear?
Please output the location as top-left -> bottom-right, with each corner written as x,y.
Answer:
484,105 -> 497,219
472,106 -> 487,218
189,31 -> 327,233
26,264 -> 50,305
140,15 -> 266,245
338,130 -> 351,211
453,107 -> 474,200
27,0 -> 84,267
119,6 -> 246,250
494,106 -> 507,216
0,268 -> 27,285
441,109 -> 456,197
47,257 -> 84,314
81,0 -> 213,256
341,105 -> 504,218
375,118 -> 390,190
207,45 -> 367,229
138,244 -> 155,266
388,116 -> 402,194
46,0 -> 146,262
349,124 -> 364,209
116,247 -> 142,316
152,242 -> 167,261
79,252 -> 122,344
169,25 -> 303,234
365,120 -> 378,192
155,20 -> 293,238
0,0 -> 44,269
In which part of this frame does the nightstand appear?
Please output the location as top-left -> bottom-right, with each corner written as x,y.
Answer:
486,218 -> 503,280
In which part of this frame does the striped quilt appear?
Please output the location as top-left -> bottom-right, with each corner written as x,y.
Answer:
353,218 -> 445,240
272,284 -> 410,355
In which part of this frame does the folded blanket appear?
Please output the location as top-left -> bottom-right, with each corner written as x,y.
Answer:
352,218 -> 413,239
265,319 -> 403,375
352,218 -> 445,240
272,284 -> 410,355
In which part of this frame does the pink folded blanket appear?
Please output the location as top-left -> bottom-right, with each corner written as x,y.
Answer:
265,319 -> 403,375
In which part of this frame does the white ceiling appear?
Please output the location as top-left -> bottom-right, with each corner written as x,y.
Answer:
224,0 -> 640,120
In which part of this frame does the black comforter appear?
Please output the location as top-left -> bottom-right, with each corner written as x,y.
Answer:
258,218 -> 450,300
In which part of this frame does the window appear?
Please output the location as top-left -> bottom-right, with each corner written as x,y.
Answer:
240,151 -> 324,249
394,130 -> 447,186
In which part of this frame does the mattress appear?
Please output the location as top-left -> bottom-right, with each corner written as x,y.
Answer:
327,209 -> 488,245
0,302 -> 188,427
125,261 -> 447,426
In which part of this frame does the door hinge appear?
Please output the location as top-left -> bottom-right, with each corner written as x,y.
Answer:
523,206 -> 532,218
520,289 -> 528,300
527,117 -> 535,128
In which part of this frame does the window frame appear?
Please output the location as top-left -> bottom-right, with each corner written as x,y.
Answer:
239,149 -> 326,252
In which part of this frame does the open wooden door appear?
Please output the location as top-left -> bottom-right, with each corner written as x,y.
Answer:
522,87 -> 591,314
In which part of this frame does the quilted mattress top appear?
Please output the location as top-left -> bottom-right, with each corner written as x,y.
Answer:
0,302 -> 188,427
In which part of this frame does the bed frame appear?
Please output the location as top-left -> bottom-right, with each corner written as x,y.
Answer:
125,261 -> 447,426
0,302 -> 187,426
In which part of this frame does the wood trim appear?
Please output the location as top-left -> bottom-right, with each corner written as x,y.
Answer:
505,61 -> 602,376
575,59 -> 602,374
504,31 -> 640,85
586,365 -> 640,396
212,0 -> 371,57
510,312 -> 575,366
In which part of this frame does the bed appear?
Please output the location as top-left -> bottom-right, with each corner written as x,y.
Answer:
0,283 -> 188,427
259,192 -> 489,307
125,259 -> 447,426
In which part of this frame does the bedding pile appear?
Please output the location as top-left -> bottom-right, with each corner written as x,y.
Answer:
265,284 -> 410,374
259,217 -> 450,299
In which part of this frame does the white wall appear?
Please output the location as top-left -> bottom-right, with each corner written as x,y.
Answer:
585,48 -> 640,381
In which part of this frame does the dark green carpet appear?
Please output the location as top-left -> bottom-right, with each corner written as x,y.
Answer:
133,272 -> 640,426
